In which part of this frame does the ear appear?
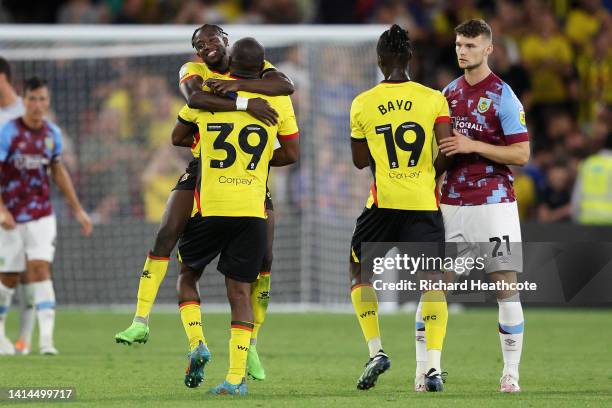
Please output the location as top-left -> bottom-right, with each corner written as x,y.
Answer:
485,42 -> 493,57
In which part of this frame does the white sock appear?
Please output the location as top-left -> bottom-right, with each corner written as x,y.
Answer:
427,349 -> 442,373
367,337 -> 382,358
415,297 -> 427,378
33,280 -> 56,349
0,281 -> 15,338
18,283 -> 36,345
498,293 -> 524,381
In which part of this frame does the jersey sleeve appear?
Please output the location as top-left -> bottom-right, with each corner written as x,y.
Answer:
499,83 -> 529,144
177,104 -> 197,126
435,92 -> 451,123
0,122 -> 13,163
350,96 -> 366,141
49,123 -> 63,160
261,60 -> 277,77
276,97 -> 299,141
179,62 -> 208,85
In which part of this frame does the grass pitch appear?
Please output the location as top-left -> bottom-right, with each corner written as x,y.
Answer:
1,309 -> 611,407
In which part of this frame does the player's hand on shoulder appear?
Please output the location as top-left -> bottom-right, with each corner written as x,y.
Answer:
439,129 -> 477,156
75,208 -> 93,237
247,98 -> 279,126
207,79 -> 240,96
0,208 -> 16,230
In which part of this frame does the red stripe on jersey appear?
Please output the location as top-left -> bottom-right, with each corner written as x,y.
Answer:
506,132 -> 529,144
278,132 -> 299,141
179,74 -> 201,84
370,182 -> 378,206
435,116 -> 451,124
194,189 -> 202,215
191,131 -> 200,150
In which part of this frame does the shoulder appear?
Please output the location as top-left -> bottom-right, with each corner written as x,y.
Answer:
499,81 -> 521,105
179,62 -> 208,81
45,120 -> 62,135
352,85 -> 378,106
0,119 -> 19,138
411,81 -> 446,98
442,76 -> 463,96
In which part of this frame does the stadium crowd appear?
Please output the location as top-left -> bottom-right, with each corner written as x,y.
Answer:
2,0 -> 611,225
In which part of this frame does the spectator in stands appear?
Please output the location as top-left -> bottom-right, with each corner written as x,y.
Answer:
520,11 -> 576,135
56,0 -> 108,24
565,0 -> 611,52
174,0 -> 240,24
538,160 -> 573,223
490,40 -> 532,111
571,116 -> 612,224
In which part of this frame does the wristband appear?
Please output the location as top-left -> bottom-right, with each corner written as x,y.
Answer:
236,96 -> 249,111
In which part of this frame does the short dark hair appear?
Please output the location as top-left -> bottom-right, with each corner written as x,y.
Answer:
0,57 -> 12,82
231,37 -> 265,74
377,24 -> 412,62
191,24 -> 228,48
455,19 -> 492,40
23,76 -> 48,94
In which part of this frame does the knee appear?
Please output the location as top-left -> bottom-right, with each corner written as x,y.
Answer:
26,263 -> 50,282
0,273 -> 20,288
350,262 -> 363,287
227,285 -> 251,306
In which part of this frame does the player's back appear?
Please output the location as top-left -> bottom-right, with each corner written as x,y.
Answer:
350,80 -> 450,211
179,92 -> 298,218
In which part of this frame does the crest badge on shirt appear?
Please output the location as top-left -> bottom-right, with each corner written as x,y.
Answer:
477,97 -> 492,113
45,136 -> 54,151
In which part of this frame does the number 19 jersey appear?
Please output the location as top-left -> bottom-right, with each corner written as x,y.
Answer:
350,80 -> 450,211
178,91 -> 298,218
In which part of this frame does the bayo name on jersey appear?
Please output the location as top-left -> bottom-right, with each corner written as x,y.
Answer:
377,99 -> 413,115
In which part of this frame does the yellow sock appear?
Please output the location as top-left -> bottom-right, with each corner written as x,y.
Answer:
179,301 -> 206,351
421,290 -> 448,351
227,321 -> 253,384
351,284 -> 381,355
251,272 -> 271,344
135,253 -> 169,321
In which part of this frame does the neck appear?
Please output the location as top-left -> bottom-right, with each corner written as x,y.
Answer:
385,67 -> 410,81
208,56 -> 230,73
464,63 -> 492,86
0,86 -> 17,108
22,115 -> 43,129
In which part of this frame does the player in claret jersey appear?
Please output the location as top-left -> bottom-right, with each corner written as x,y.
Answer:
115,24 -> 294,381
436,19 -> 530,393
349,25 -> 453,392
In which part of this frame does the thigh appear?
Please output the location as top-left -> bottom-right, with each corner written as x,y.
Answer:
177,215 -> 226,275
218,218 -> 267,284
350,206 -> 399,265
466,203 -> 523,274
0,225 -> 26,272
23,215 -> 57,263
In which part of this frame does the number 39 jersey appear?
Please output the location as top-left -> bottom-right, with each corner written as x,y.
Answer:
350,80 -> 450,211
178,91 -> 299,218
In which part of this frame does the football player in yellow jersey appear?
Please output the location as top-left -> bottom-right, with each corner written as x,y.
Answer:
115,24 -> 295,382
171,37 -> 299,395
349,25 -> 453,392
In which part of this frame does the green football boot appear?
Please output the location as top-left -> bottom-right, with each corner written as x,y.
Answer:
246,345 -> 266,380
115,321 -> 150,345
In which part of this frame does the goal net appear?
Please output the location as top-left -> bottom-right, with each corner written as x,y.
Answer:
0,25 -> 386,308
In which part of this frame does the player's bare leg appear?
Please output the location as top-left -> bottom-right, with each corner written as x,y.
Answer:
209,277 -> 253,395
490,270 -> 523,393
351,261 -> 390,390
0,273 -> 20,355
177,263 -> 210,388
247,209 -> 274,380
115,189 -> 193,345
22,261 -> 57,355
